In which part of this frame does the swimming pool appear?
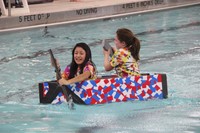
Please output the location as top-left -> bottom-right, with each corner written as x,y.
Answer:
0,5 -> 200,133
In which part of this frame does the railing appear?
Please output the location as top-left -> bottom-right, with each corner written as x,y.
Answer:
0,0 -> 29,16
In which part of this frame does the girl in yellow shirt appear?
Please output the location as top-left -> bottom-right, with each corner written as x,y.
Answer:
103,28 -> 141,77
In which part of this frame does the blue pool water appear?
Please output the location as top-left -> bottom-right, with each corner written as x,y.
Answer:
0,5 -> 200,133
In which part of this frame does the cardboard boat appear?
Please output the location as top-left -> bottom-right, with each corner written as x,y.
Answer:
38,73 -> 168,105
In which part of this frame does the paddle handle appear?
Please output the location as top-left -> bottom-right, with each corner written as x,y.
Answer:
102,39 -> 114,57
48,49 -> 62,80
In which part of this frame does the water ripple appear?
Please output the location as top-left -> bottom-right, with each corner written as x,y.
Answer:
0,21 -> 199,65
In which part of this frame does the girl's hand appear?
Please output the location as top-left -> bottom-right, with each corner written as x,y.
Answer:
103,48 -> 109,56
58,78 -> 69,85
112,46 -> 117,52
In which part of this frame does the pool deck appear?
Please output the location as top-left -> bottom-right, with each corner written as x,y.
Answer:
0,0 -> 200,32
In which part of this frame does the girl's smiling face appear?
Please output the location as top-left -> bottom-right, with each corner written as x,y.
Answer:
74,46 -> 86,65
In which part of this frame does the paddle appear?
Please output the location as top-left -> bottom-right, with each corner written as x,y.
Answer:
102,39 -> 114,57
102,39 -> 121,76
48,49 -> 74,109
49,49 -> 62,79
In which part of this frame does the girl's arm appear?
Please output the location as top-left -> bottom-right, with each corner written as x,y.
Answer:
103,49 -> 113,71
58,71 -> 91,85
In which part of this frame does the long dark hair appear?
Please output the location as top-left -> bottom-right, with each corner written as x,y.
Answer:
68,42 -> 96,79
116,28 -> 140,61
